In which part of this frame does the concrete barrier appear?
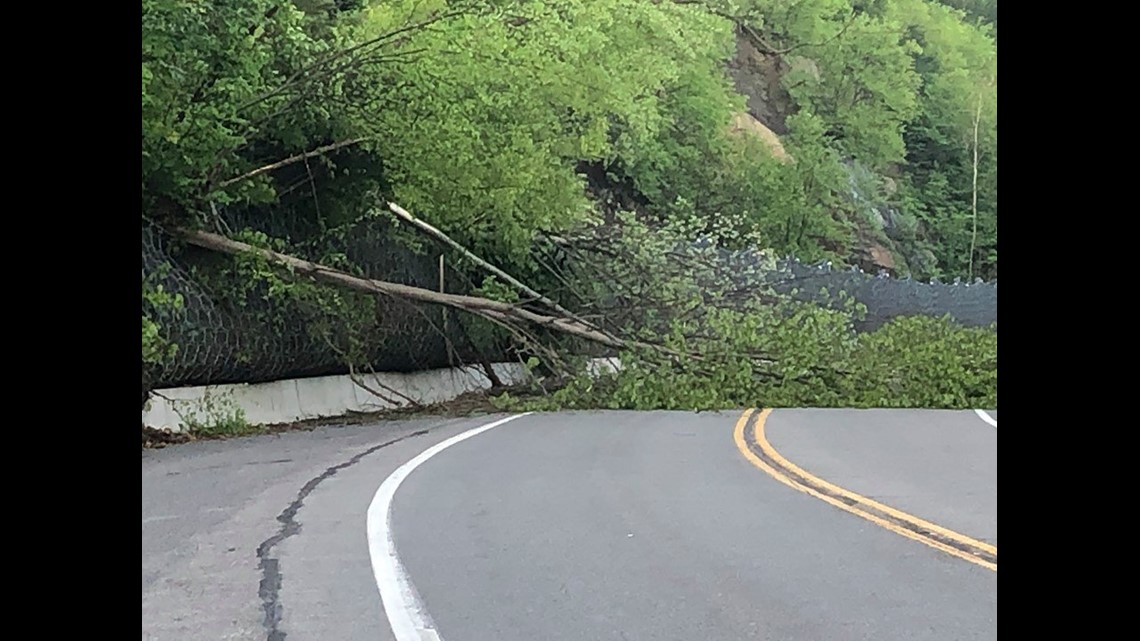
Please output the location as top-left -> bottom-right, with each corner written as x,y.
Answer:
143,362 -> 532,432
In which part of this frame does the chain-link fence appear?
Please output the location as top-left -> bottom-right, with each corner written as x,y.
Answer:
142,222 -> 996,392
142,216 -> 490,392
765,258 -> 997,332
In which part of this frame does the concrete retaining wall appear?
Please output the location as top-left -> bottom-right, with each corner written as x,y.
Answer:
143,362 -> 532,432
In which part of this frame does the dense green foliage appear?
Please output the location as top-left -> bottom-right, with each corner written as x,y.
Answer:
494,213 -> 996,411
142,0 -> 997,411
725,0 -> 997,279
498,315 -> 996,411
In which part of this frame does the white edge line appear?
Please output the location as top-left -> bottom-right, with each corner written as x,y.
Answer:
973,408 -> 997,428
366,413 -> 532,641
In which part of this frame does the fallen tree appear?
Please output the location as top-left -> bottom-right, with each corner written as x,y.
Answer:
164,191 -> 993,413
172,220 -> 787,382
160,199 -> 996,412
177,227 -> 626,350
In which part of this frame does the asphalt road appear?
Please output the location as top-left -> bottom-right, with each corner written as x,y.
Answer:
764,409 -> 997,544
142,408 -> 997,640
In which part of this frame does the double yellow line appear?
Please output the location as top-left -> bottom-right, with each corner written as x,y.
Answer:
733,408 -> 997,572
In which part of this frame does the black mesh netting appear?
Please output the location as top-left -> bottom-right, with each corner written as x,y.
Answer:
142,214 -> 495,392
764,258 -> 997,332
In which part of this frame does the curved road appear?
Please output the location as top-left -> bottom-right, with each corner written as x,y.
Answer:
142,409 -> 997,640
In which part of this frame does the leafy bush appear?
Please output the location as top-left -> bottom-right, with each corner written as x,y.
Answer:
499,312 -> 995,412
839,315 -> 996,408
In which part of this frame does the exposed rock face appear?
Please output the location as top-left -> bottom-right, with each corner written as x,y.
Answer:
725,31 -> 796,135
725,31 -> 901,274
728,112 -> 790,161
863,242 -> 898,273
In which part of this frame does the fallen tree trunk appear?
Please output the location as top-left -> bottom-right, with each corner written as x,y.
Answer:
176,228 -> 627,350
174,226 -> 804,382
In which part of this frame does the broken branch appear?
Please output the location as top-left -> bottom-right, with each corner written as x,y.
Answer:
217,137 -> 368,189
175,228 -> 628,350
384,201 -> 615,339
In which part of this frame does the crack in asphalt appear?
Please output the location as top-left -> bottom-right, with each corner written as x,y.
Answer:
255,428 -> 430,641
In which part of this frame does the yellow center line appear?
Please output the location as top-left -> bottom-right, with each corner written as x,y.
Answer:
733,408 -> 997,572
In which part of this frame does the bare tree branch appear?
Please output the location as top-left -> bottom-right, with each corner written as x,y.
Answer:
384,201 -> 619,340
318,332 -> 424,408
237,11 -> 463,114
217,137 -> 368,189
176,228 -> 629,350
968,96 -> 982,280
353,362 -> 424,408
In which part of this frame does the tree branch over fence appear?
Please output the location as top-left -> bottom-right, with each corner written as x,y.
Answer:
175,227 -> 629,350
383,201 -> 618,340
